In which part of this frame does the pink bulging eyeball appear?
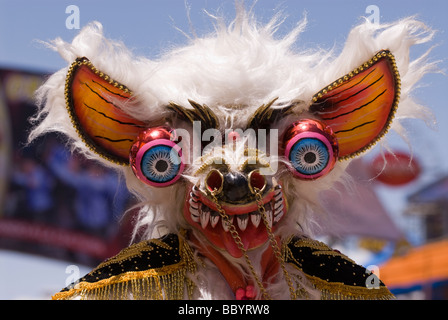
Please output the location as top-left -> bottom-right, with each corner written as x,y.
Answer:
130,127 -> 184,187
283,119 -> 338,180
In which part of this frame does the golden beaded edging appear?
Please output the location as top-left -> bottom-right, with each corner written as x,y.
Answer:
64,57 -> 133,166
312,50 -> 401,161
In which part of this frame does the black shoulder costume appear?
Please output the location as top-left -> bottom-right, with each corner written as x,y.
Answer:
54,233 -> 393,300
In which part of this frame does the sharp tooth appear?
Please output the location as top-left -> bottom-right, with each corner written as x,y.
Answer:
250,213 -> 261,228
190,206 -> 200,222
222,219 -> 229,232
189,198 -> 199,209
264,202 -> 272,212
222,215 -> 233,232
237,214 -> 249,231
190,191 -> 199,200
274,200 -> 283,210
274,208 -> 284,223
200,207 -> 210,229
210,212 -> 220,228
265,210 -> 273,228
274,192 -> 283,202
274,202 -> 284,213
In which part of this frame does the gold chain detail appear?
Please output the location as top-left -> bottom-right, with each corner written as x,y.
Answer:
208,190 -> 271,300
252,188 -> 298,300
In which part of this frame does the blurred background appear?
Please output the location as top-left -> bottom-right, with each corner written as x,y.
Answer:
0,0 -> 447,299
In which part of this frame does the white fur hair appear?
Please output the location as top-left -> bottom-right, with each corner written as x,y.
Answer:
31,4 -> 435,265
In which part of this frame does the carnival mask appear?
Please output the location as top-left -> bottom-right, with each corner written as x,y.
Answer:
65,50 -> 399,258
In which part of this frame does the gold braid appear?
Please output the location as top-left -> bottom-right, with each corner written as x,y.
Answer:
252,188 -> 298,300
208,186 -> 300,300
208,189 -> 271,300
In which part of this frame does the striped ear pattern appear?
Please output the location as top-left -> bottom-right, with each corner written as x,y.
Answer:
65,57 -> 146,165
309,50 -> 400,160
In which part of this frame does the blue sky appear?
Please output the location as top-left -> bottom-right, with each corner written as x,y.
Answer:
0,0 -> 448,171
1,0 -> 446,70
0,0 -> 447,223
0,0 -> 447,298
1,0 -> 446,171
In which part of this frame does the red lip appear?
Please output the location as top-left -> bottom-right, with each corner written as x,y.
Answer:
183,184 -> 287,258
197,188 -> 275,215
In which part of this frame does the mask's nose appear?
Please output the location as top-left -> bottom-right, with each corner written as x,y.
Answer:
205,168 -> 269,203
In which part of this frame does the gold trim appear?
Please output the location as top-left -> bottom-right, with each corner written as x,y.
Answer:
292,238 -> 357,264
247,170 -> 267,195
64,57 -> 134,166
306,274 -> 394,300
193,152 -> 228,176
307,274 -> 394,300
52,234 -> 197,300
311,50 -> 401,161
283,237 -> 395,300
205,169 -> 224,195
194,148 -> 272,176
53,265 -> 184,300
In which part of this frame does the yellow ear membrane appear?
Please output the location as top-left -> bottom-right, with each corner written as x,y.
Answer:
65,57 -> 146,165
310,50 -> 400,160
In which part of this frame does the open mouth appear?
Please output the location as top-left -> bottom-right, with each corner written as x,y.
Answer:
184,183 -> 286,258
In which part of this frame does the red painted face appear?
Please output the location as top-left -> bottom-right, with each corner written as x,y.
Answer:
65,51 -> 401,260
183,183 -> 286,258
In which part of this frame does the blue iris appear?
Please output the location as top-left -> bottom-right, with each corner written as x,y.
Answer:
289,138 -> 330,176
141,145 -> 181,183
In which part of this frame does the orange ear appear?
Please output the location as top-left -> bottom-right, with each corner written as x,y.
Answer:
310,50 -> 400,160
65,57 -> 146,165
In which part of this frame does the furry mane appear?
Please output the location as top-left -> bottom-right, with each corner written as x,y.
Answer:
30,6 -> 436,249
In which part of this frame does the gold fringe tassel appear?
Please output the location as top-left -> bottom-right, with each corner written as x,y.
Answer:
53,238 -> 197,300
309,275 -> 395,300
282,237 -> 395,300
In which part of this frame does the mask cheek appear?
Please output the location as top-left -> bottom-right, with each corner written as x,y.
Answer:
283,119 -> 338,180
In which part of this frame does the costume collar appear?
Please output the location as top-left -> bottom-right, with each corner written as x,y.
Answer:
188,231 -> 280,300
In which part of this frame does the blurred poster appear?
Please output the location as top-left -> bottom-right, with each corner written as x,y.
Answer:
0,67 -> 135,266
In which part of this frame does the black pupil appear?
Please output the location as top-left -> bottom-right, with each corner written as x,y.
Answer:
155,160 -> 168,172
304,152 -> 316,164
